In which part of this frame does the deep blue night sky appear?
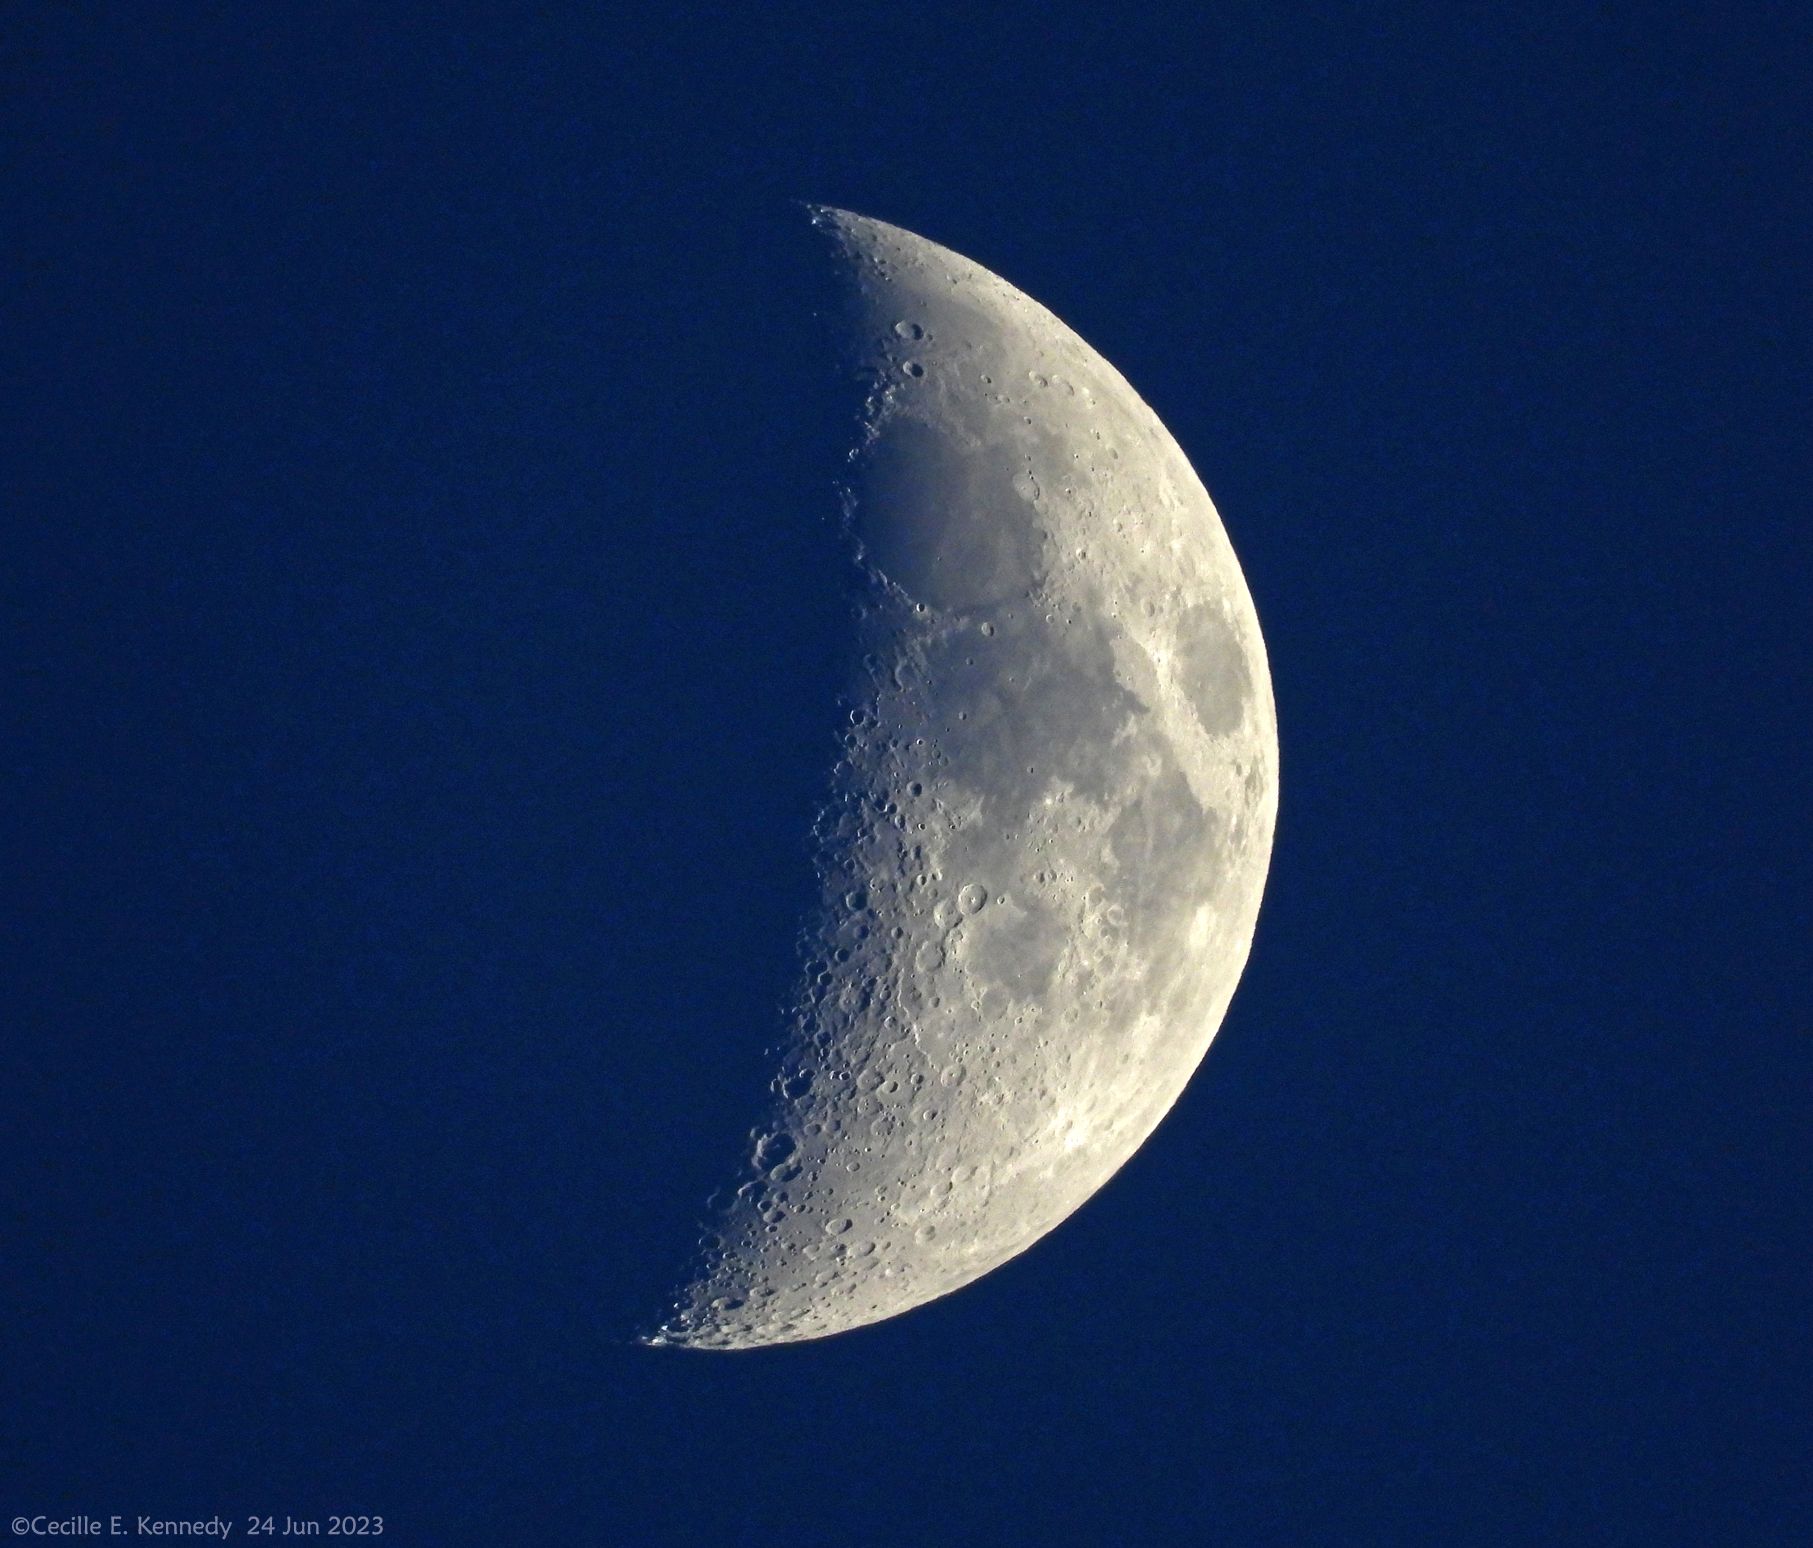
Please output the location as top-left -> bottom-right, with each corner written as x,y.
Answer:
6,5 -> 1808,1543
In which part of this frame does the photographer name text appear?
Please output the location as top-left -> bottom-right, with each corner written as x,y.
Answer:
13,1519 -> 382,1539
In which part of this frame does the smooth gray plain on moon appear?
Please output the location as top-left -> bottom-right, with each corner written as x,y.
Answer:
647,208 -> 1278,1349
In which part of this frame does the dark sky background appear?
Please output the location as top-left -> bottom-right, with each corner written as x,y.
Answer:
6,4 -> 1808,1543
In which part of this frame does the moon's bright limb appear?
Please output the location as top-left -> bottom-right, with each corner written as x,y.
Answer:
648,208 -> 1277,1349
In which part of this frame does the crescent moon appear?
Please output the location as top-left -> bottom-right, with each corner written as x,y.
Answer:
648,208 -> 1278,1349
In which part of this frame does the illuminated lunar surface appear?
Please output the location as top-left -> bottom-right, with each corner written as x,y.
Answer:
647,208 -> 1277,1349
